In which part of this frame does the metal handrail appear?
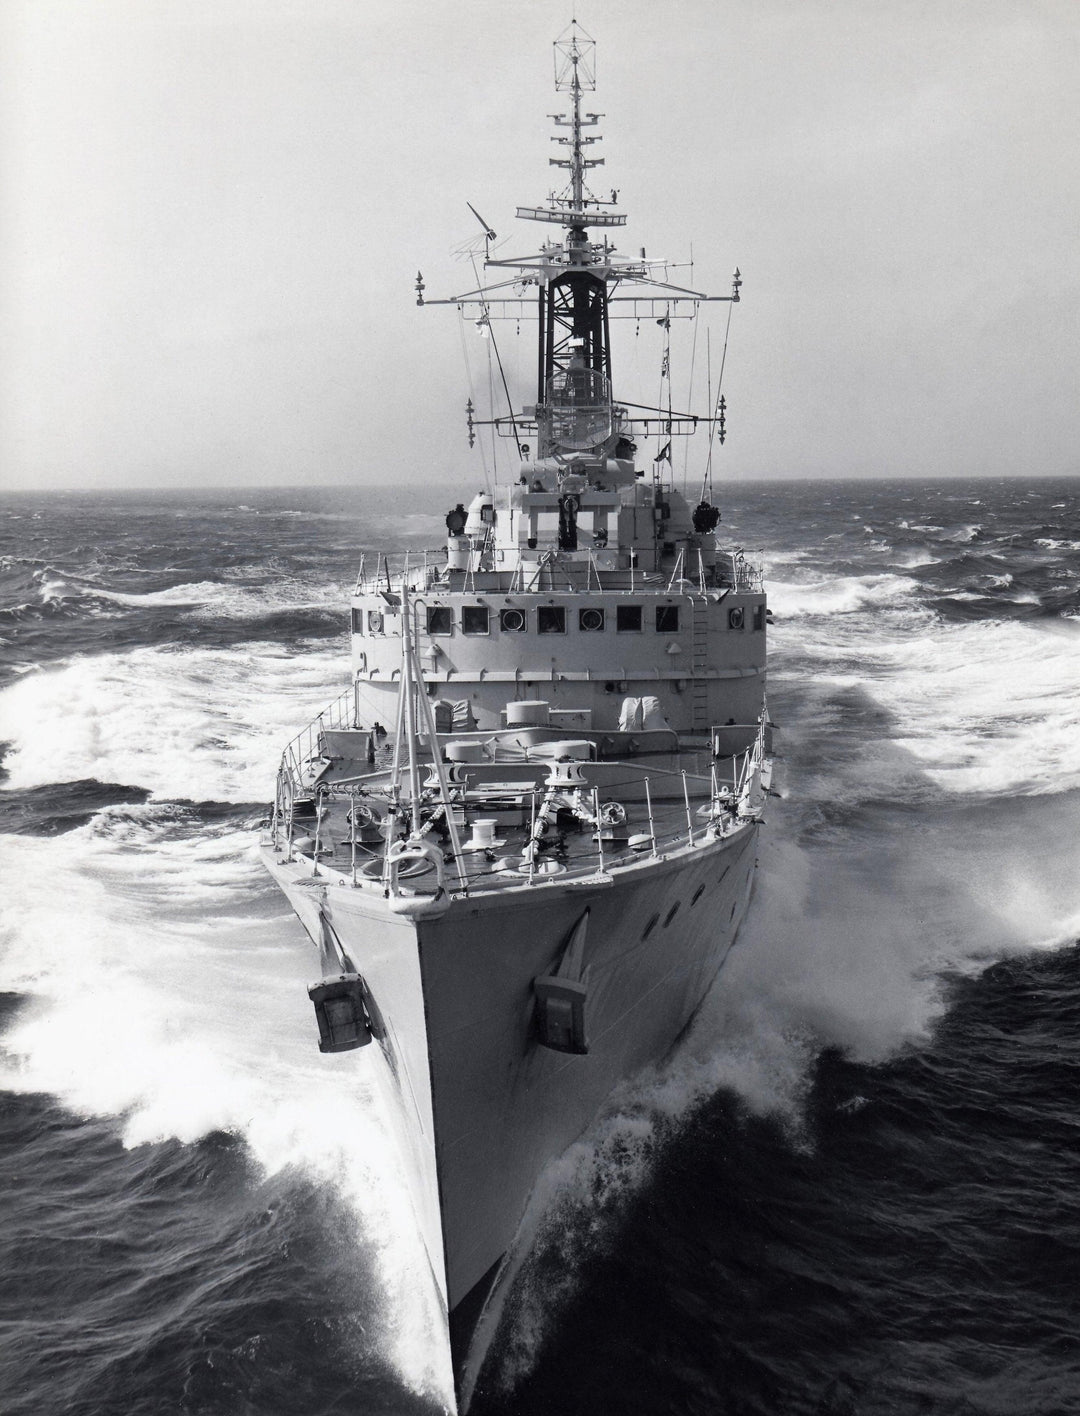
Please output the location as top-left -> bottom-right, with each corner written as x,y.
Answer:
353,550 -> 765,597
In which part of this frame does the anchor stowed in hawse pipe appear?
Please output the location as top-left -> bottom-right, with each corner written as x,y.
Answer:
307,902 -> 376,1053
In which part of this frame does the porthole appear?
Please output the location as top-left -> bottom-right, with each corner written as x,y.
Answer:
579,607 -> 605,632
664,902 -> 681,927
642,912 -> 660,940
691,884 -> 705,906
500,608 -> 527,633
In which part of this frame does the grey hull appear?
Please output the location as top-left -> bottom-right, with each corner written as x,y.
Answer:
265,817 -> 759,1397
417,823 -> 759,1311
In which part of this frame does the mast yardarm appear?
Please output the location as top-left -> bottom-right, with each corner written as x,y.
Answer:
417,21 -> 741,465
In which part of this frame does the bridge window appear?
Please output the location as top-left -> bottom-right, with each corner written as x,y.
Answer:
427,606 -> 453,636
753,604 -> 766,632
616,605 -> 642,632
500,608 -> 527,633
351,609 -> 364,634
655,605 -> 679,632
462,606 -> 489,635
538,606 -> 566,634
579,607 -> 605,632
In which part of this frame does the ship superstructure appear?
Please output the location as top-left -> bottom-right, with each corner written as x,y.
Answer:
261,24 -> 768,1408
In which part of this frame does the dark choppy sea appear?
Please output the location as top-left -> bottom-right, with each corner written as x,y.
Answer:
1,477 -> 1079,1416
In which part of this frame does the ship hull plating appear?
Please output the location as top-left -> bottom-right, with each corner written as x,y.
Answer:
263,818 -> 759,1384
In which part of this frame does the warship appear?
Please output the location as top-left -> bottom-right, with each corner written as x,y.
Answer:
261,22 -> 769,1405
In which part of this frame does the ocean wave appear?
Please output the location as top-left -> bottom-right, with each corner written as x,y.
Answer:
782,616 -> 1080,799
0,559 -> 350,648
0,826 -> 452,1404
0,644 -> 345,802
476,781 -> 1080,1396
768,573 -> 919,617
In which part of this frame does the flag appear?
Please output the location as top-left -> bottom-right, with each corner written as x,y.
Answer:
654,441 -> 671,464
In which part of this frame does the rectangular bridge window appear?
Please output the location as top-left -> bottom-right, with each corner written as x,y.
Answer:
462,606 -> 489,635
616,604 -> 642,632
351,608 -> 364,634
538,606 -> 566,634
655,605 -> 679,632
427,606 -> 453,636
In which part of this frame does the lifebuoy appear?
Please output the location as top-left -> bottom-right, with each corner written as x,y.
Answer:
728,606 -> 745,631
563,493 -> 580,515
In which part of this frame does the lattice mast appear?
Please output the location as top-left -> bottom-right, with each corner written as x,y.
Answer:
526,23 -> 624,444
416,21 -> 741,467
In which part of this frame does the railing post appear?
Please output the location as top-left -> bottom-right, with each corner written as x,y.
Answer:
527,788 -> 537,884
681,770 -> 694,846
349,787 -> 358,886
644,776 -> 658,857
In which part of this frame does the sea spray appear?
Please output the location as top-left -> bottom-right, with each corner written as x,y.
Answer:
0,644 -> 344,802
0,822 -> 453,1405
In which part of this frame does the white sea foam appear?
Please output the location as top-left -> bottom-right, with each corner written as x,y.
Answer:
85,577 -> 345,618
0,823 -> 453,1406
476,761 -> 1080,1395
796,616 -> 1080,797
767,572 -> 919,617
0,643 -> 345,801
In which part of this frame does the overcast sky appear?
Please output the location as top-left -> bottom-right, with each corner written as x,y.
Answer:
2,0 -> 1078,490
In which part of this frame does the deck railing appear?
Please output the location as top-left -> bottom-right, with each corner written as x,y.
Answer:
276,685 -> 358,806
353,547 -> 765,597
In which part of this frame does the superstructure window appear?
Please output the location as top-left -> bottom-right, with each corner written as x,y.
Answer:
616,605 -> 642,632
655,605 -> 679,632
427,606 -> 453,636
500,607 -> 527,633
753,604 -> 766,632
579,607 -> 605,632
351,608 -> 364,634
537,606 -> 566,634
462,606 -> 489,635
